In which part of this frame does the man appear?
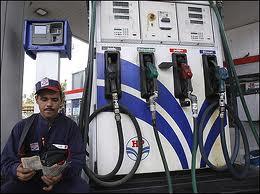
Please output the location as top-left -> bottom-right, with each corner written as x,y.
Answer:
1,77 -> 89,193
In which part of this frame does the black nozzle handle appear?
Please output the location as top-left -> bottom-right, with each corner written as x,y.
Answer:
158,62 -> 173,69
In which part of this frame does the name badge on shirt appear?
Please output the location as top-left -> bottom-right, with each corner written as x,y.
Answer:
30,142 -> 40,151
53,144 -> 68,149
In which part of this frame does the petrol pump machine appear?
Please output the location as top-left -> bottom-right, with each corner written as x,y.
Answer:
89,1 -> 232,176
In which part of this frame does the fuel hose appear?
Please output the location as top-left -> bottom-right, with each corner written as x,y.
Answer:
198,101 -> 250,179
83,103 -> 143,187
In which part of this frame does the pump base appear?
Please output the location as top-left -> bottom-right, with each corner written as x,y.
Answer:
90,166 -> 259,193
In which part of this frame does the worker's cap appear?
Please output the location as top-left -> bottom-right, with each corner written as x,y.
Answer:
35,77 -> 62,94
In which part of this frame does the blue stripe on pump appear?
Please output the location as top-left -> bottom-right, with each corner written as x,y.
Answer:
200,112 -> 227,167
157,82 -> 193,151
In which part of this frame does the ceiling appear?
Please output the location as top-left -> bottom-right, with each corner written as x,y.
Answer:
24,1 -> 89,42
222,1 -> 259,31
24,1 -> 259,42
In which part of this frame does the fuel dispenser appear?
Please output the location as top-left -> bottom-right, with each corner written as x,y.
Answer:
85,0 -> 230,185
79,1 -> 257,193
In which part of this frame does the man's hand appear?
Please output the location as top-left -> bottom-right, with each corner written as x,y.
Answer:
16,163 -> 36,181
41,174 -> 62,191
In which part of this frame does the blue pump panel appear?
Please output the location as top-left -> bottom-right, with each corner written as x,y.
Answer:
23,20 -> 72,60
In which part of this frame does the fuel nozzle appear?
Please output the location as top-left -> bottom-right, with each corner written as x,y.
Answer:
215,66 -> 229,118
140,52 -> 159,100
179,63 -> 193,80
107,57 -> 118,93
149,91 -> 158,126
177,58 -> 197,117
108,55 -> 121,121
112,92 -> 121,121
144,55 -> 159,125
104,51 -> 121,100
216,66 -> 229,93
188,92 -> 198,118
145,56 -> 159,80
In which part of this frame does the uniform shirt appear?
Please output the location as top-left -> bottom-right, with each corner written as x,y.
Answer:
1,113 -> 86,180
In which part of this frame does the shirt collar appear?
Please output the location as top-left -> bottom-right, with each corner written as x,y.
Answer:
38,113 -> 62,127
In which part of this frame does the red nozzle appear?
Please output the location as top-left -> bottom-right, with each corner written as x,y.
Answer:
180,63 -> 193,79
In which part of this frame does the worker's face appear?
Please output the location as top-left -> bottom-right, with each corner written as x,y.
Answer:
35,89 -> 62,121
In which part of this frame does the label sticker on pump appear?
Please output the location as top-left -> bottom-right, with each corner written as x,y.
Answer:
200,50 -> 216,54
169,48 -> 187,53
137,47 -> 155,53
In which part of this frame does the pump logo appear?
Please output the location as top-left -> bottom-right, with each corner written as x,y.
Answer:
126,137 -> 150,161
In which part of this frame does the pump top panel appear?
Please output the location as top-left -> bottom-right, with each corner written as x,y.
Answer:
139,1 -> 179,44
100,1 -> 141,43
176,3 -> 214,46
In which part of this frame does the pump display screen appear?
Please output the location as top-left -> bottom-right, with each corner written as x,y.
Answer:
32,22 -> 64,45
34,25 -> 47,34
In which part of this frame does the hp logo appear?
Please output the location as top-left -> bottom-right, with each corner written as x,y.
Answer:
126,136 -> 150,161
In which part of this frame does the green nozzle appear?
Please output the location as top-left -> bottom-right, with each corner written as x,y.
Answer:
146,62 -> 159,79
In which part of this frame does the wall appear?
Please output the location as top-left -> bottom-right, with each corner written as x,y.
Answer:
1,1 -> 26,150
226,22 -> 259,121
226,22 -> 259,75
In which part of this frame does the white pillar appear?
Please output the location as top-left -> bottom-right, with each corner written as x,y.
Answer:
34,52 -> 60,113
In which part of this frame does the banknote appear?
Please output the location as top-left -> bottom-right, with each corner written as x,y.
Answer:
42,161 -> 69,176
21,155 -> 43,170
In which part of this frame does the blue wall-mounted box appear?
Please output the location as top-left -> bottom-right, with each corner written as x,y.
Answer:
23,19 -> 72,60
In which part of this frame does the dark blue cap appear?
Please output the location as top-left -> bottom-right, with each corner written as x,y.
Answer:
35,77 -> 61,94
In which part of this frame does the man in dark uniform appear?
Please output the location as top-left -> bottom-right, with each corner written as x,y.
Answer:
1,77 -> 89,193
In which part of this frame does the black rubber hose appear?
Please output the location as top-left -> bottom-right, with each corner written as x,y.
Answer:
90,110 -> 124,180
83,104 -> 143,187
79,66 -> 89,136
79,0 -> 96,143
198,101 -> 240,171
191,117 -> 198,193
220,104 -> 250,179
152,119 -> 173,194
